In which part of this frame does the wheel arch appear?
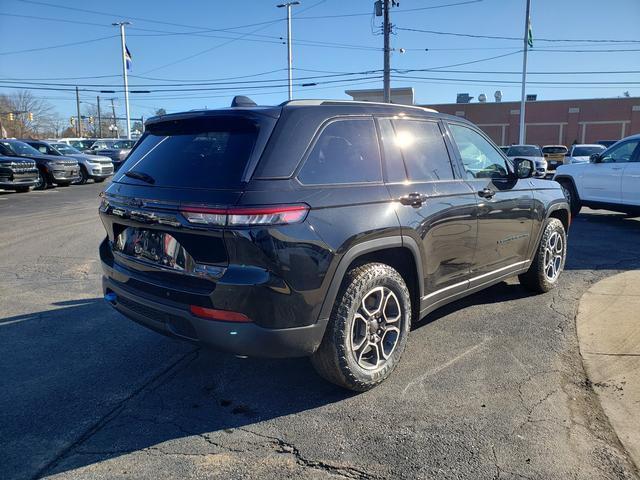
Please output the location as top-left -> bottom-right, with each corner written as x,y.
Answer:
547,203 -> 571,231
318,236 -> 423,323
554,175 -> 580,200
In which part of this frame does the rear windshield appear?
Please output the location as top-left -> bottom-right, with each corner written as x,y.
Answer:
507,145 -> 541,157
115,117 -> 258,189
573,146 -> 604,157
542,146 -> 567,154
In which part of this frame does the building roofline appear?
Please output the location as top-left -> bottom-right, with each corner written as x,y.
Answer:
421,96 -> 640,107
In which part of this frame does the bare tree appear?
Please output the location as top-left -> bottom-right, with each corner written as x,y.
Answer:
0,90 -> 57,138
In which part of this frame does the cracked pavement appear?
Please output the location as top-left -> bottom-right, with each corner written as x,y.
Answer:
1,183 -> 639,479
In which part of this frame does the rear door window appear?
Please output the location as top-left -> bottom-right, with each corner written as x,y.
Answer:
390,119 -> 454,182
298,118 -> 382,185
114,116 -> 259,189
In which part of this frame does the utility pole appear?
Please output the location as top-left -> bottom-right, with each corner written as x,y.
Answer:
383,0 -> 391,103
113,21 -> 131,139
110,98 -> 117,138
75,86 -> 82,137
96,96 -> 102,138
519,0 -> 532,144
277,2 -> 300,101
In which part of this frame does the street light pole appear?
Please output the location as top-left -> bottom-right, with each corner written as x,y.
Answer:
113,21 -> 131,139
75,86 -> 82,138
518,0 -> 532,144
382,0 -> 391,103
96,95 -> 102,138
277,2 -> 300,101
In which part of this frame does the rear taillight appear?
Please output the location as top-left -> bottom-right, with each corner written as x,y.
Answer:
189,305 -> 251,322
181,204 -> 309,227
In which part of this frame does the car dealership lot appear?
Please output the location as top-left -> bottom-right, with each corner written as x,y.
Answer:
1,183 -> 639,480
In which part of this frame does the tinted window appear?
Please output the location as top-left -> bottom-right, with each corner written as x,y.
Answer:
572,146 -> 604,157
542,146 -> 567,154
506,145 -> 542,157
0,140 -> 42,157
298,118 -> 381,185
391,119 -> 453,181
115,116 -> 259,189
449,124 -> 510,179
378,119 -> 407,183
600,140 -> 640,164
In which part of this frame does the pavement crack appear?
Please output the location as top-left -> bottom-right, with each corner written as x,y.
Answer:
31,348 -> 200,480
237,427 -> 379,479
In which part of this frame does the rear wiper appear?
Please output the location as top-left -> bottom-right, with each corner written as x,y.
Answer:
124,170 -> 155,184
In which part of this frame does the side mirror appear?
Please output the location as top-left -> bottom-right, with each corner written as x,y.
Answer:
590,153 -> 601,163
513,158 -> 534,179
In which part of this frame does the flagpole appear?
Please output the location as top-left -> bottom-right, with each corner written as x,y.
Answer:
518,0 -> 531,145
113,21 -> 131,140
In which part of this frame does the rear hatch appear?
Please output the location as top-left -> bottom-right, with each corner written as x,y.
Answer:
100,109 -> 280,288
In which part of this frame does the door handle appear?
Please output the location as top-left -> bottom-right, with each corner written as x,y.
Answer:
399,192 -> 427,207
611,167 -> 623,171
478,187 -> 495,199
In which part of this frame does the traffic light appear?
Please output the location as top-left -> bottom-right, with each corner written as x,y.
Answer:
88,116 -> 94,124
70,116 -> 76,126
8,112 -> 14,121
27,112 -> 33,121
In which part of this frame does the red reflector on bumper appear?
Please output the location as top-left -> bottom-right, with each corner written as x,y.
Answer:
189,305 -> 251,323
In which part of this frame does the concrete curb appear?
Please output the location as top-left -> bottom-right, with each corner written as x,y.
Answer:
577,270 -> 640,470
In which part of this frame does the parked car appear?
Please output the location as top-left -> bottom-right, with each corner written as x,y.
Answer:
99,98 -> 570,391
597,140 -> 617,148
506,144 -> 547,177
87,139 -> 136,170
554,133 -> 640,216
0,155 -> 38,192
24,140 -> 113,184
0,139 -> 80,190
542,145 -> 568,171
565,144 -> 606,164
52,138 -> 96,151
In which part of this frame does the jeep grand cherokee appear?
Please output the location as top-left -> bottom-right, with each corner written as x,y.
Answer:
99,98 -> 570,391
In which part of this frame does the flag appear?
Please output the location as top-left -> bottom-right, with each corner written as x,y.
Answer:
125,45 -> 132,70
527,17 -> 533,48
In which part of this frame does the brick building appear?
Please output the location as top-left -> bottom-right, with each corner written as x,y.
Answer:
345,88 -> 640,147
423,97 -> 640,146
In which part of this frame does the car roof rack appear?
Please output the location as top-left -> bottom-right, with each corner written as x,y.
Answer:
279,99 -> 438,113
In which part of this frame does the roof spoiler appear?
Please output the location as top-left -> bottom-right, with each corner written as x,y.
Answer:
231,95 -> 257,107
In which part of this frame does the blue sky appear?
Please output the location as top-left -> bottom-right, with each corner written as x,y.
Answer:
1,0 -> 639,121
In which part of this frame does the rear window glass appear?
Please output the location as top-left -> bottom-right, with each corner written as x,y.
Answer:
507,145 -> 542,157
542,146 -> 567,154
572,146 -> 604,156
115,117 -> 258,189
298,118 -> 381,185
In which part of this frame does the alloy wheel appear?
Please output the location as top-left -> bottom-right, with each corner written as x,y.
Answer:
543,231 -> 564,281
350,286 -> 402,370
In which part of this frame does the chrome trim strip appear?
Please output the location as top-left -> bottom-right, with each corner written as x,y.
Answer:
421,260 -> 529,301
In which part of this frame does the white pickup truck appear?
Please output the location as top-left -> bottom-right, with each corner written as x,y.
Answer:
553,134 -> 640,216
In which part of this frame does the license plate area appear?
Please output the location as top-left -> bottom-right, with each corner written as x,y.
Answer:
114,227 -> 195,273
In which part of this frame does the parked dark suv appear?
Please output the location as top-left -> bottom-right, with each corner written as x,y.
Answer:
100,98 -> 570,391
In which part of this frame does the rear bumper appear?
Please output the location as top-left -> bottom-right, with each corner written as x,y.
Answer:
102,275 -> 328,358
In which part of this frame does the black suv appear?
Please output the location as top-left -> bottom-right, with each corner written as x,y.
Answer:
99,99 -> 570,391
0,155 -> 38,192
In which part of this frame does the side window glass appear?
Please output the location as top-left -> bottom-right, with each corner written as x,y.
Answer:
449,124 -> 510,179
298,118 -> 382,185
378,119 -> 407,183
601,141 -> 639,164
391,119 -> 454,182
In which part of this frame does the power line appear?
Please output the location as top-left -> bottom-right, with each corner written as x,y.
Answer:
396,26 -> 640,43
0,34 -> 118,55
295,0 -> 483,19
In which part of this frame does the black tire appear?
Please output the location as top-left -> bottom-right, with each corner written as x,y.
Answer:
519,218 -> 567,293
15,186 -> 31,193
94,178 -> 106,183
34,170 -> 48,190
311,263 -> 411,391
76,166 -> 88,185
559,180 -> 581,217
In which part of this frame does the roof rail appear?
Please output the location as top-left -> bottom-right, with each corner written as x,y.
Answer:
279,99 -> 437,113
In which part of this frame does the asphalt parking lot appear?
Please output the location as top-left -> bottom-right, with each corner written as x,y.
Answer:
1,182 -> 639,480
